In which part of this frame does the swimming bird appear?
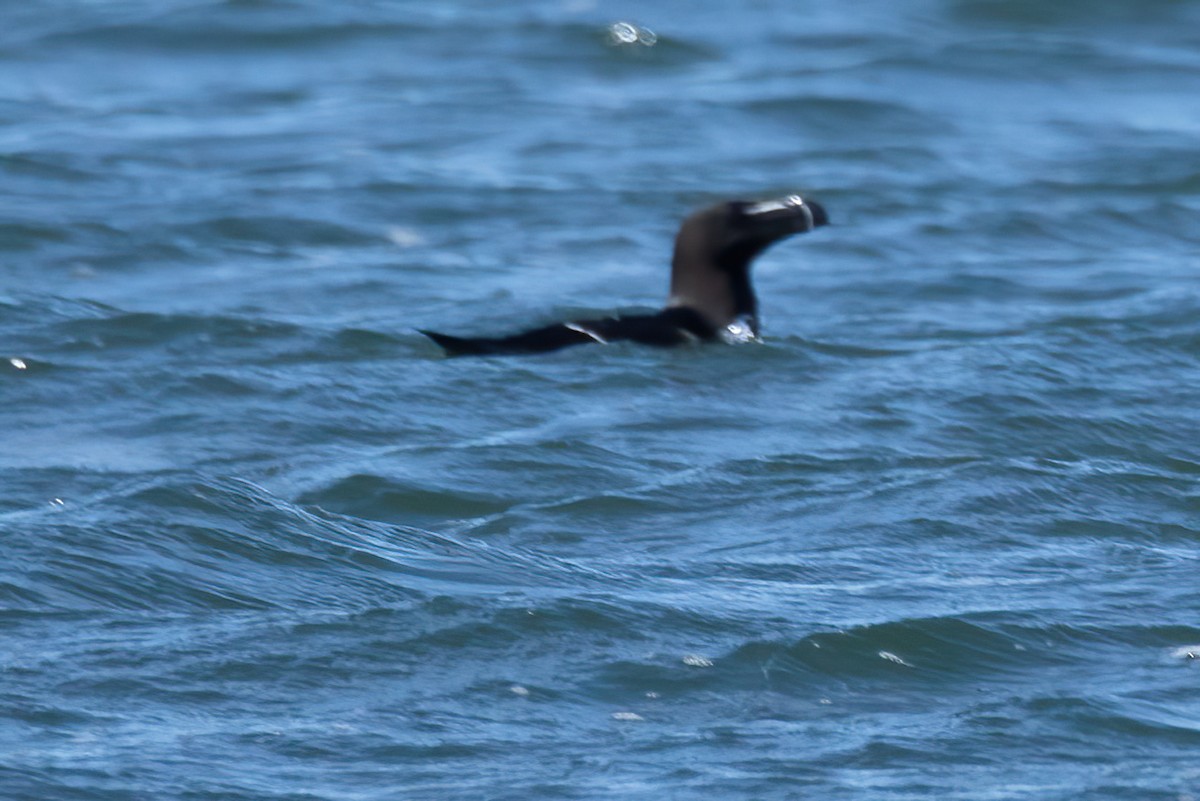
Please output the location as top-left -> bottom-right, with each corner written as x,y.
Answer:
419,194 -> 827,356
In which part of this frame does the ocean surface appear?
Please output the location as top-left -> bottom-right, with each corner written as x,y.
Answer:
3,1 -> 1200,798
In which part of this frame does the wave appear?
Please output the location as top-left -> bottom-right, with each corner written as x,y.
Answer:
583,611 -> 1200,702
1,475 -> 627,613
948,0 -> 1200,30
4,294 -> 428,366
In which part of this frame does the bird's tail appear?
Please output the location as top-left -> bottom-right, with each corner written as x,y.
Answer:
418,322 -> 603,356
417,329 -> 501,356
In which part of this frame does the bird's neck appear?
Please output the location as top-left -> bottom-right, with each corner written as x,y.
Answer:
668,247 -> 758,330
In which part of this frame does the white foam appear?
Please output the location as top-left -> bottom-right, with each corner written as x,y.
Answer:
721,317 -> 759,344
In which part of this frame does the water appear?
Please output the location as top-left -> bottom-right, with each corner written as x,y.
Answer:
3,1 -> 1200,798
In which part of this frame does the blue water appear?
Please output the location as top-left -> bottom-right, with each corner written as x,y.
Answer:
3,1 -> 1200,798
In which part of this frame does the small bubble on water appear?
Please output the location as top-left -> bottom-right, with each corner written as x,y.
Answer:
611,711 -> 644,721
10,358 -> 27,370
509,684 -> 530,697
608,22 -> 657,47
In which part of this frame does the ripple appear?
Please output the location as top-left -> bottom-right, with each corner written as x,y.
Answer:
173,215 -> 380,248
0,222 -> 70,252
740,95 -> 945,138
33,18 -> 433,53
0,152 -> 101,183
